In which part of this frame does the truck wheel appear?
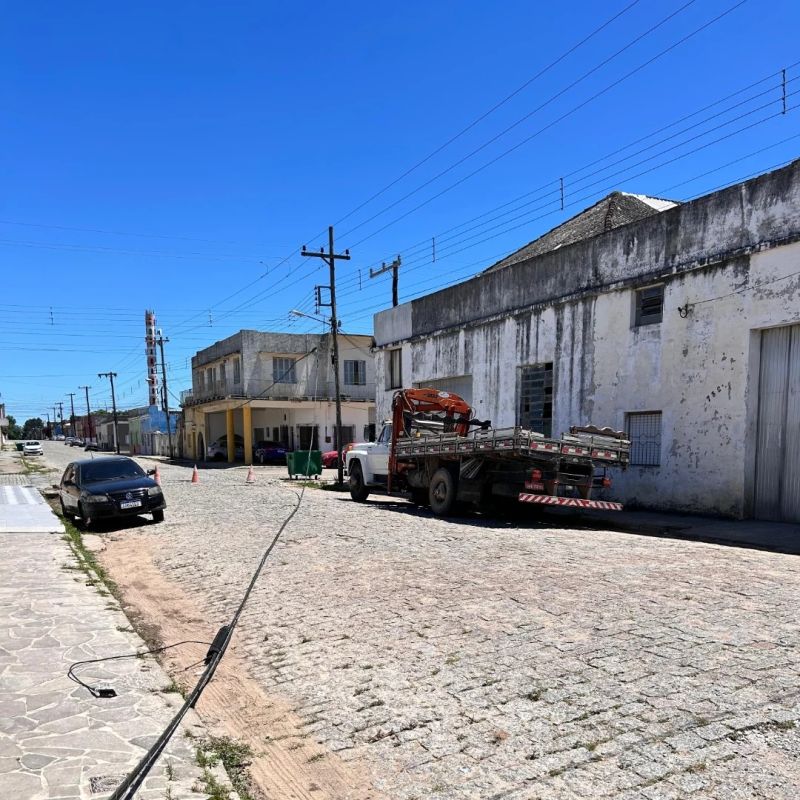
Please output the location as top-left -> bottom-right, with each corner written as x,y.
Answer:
429,467 -> 457,516
348,462 -> 370,502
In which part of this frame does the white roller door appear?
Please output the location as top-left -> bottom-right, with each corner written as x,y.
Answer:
753,324 -> 800,522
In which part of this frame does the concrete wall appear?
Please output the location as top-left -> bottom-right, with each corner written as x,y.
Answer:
373,161 -> 800,516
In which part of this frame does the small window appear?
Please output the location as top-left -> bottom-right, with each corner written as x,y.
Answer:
387,349 -> 402,389
344,359 -> 366,385
635,285 -> 664,326
219,362 -> 226,384
627,411 -> 662,466
273,357 -> 297,384
206,368 -> 213,388
233,357 -> 241,384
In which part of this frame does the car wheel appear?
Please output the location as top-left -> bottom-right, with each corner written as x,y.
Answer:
152,509 -> 165,523
348,462 -> 370,502
78,502 -> 94,531
59,499 -> 74,520
429,467 -> 458,516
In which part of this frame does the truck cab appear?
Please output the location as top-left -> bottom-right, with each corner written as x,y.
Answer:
345,422 -> 392,493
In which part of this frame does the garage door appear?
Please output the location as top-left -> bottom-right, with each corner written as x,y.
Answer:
414,375 -> 473,405
753,324 -> 800,522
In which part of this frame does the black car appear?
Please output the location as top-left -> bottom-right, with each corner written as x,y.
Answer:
59,456 -> 166,528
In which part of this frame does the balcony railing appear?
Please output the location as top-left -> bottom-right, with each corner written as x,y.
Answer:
186,379 -> 376,406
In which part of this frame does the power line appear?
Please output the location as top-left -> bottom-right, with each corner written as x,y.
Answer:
330,0 -> 646,230
343,0 -> 751,250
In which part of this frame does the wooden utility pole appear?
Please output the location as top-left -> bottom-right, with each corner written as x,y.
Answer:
369,255 -> 402,307
79,386 -> 93,443
55,401 -> 64,436
155,332 -> 172,459
301,226 -> 350,487
67,392 -> 77,440
98,372 -> 120,454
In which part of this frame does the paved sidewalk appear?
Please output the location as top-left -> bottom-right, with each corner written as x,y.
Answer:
0,455 -> 235,798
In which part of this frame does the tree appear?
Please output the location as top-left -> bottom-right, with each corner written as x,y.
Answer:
5,415 -> 22,440
22,417 -> 44,439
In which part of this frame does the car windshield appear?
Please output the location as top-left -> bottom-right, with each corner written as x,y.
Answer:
81,460 -> 145,483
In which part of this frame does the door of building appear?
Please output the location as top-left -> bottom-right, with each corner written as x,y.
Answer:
333,425 -> 355,450
753,324 -> 800,522
298,425 -> 318,451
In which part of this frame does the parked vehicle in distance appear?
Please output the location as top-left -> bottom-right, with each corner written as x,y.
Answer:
84,442 -> 100,451
207,434 -> 244,461
54,434 -> 65,441
22,441 -> 44,456
254,440 -> 288,464
70,438 -> 85,447
59,456 -> 166,528
64,437 -> 75,446
321,443 -> 355,469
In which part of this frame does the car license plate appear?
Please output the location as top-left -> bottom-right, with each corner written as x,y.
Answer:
119,500 -> 142,509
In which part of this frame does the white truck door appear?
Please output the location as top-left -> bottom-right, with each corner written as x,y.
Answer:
371,424 -> 392,476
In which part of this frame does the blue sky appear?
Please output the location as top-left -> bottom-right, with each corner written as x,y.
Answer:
2,0 -> 799,422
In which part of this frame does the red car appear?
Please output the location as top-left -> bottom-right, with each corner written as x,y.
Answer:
321,443 -> 354,469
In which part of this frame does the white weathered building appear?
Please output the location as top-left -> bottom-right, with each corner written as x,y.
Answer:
373,161 -> 800,521
183,330 -> 376,462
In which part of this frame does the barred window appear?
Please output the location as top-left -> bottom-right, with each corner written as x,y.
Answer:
627,411 -> 662,466
387,349 -> 402,389
273,357 -> 297,384
635,285 -> 664,326
518,363 -> 554,437
344,359 -> 366,385
233,357 -> 241,384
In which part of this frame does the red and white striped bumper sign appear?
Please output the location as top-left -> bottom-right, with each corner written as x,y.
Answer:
518,494 -> 623,511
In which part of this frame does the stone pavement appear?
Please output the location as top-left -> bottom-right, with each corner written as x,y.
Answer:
0,446 -> 236,799
38,443 -> 800,798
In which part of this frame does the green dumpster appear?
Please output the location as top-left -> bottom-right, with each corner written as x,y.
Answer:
287,450 -> 322,478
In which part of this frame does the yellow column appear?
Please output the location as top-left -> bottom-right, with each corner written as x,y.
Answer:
243,405 -> 253,465
226,408 -> 235,463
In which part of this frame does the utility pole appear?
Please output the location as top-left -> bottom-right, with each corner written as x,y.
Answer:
56,401 -> 64,437
45,411 -> 51,440
67,392 -> 77,440
79,386 -> 93,443
98,372 -> 120,454
301,226 -> 350,487
369,254 -> 402,307
155,331 -> 172,459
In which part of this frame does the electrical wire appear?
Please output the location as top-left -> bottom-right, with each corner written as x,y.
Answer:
342,0 -> 751,250
67,640 -> 211,698
107,341 -> 324,800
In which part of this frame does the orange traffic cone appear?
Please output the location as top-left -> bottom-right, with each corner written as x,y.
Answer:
154,464 -> 162,486
246,465 -> 256,484
191,465 -> 199,484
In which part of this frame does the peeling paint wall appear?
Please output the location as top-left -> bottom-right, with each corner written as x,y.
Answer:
373,161 -> 800,516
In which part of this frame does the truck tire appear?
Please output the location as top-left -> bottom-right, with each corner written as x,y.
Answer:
349,462 -> 370,502
429,467 -> 457,516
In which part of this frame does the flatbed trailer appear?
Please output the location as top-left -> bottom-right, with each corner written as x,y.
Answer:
346,388 -> 630,517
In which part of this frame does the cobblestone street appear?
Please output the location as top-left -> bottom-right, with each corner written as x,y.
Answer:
45,444 -> 800,799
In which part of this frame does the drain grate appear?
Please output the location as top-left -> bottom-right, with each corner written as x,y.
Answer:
89,774 -> 125,794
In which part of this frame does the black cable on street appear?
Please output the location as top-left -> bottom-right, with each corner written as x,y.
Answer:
108,486 -> 306,800
108,347 -> 322,800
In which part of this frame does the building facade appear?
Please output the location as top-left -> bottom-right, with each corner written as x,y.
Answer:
373,161 -> 800,521
182,330 -> 376,463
